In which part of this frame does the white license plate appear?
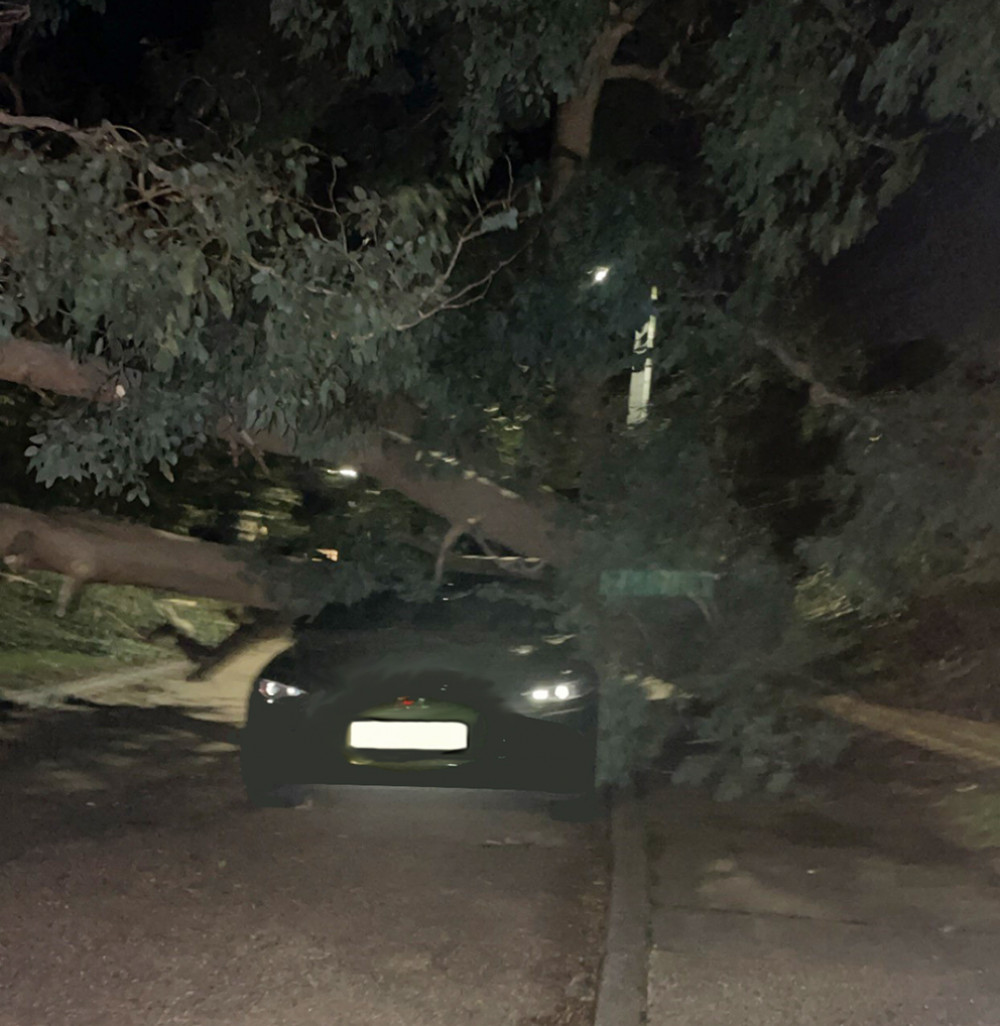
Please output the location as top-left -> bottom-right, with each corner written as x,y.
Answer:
348,720 -> 469,752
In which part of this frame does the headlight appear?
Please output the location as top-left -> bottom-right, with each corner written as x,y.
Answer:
525,679 -> 587,703
257,678 -> 307,702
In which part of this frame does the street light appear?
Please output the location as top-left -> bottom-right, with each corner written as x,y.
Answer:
591,266 -> 610,284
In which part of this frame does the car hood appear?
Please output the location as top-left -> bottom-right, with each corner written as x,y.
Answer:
262,627 -> 592,702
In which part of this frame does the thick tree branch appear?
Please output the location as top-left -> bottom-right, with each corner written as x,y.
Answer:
0,336 -> 574,566
0,503 -> 299,608
0,336 -> 126,400
0,110 -> 142,147
753,335 -> 852,409
359,438 -> 570,565
550,14 -> 639,201
606,62 -> 686,97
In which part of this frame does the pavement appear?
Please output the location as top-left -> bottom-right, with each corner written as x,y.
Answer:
0,646 -> 608,1026
643,786 -> 1000,1026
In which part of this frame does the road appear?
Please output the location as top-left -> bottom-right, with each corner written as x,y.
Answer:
0,651 -> 607,1026
8,649 -> 1000,1026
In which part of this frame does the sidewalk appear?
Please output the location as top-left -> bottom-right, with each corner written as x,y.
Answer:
644,786 -> 1000,1026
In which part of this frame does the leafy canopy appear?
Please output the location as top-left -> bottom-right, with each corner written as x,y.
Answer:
6,0 -> 1000,788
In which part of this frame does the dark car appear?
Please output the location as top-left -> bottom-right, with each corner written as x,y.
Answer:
240,589 -> 600,812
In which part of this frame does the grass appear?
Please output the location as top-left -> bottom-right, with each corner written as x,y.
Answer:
0,648 -> 165,692
0,571 -> 239,695
935,786 -> 1000,852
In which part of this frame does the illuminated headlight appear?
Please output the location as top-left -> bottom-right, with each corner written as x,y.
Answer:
257,678 -> 307,702
526,680 -> 586,703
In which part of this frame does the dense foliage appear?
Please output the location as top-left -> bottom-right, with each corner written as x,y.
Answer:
4,0 -> 1000,790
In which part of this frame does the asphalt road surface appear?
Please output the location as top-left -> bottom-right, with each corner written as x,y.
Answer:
0,654 -> 608,1026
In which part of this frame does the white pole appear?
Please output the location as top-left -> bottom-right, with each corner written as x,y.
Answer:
627,286 -> 657,426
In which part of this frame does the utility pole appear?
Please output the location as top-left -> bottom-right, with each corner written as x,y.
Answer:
627,286 -> 657,426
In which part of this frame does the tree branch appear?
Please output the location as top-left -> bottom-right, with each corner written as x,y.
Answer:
0,337 -> 574,565
753,335 -> 852,409
0,109 -> 93,141
394,245 -> 526,331
434,519 -> 475,586
0,336 -> 128,400
606,61 -> 687,97
0,502 -> 299,608
398,533 -> 546,580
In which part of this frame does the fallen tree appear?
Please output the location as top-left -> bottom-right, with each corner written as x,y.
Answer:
0,496 -> 554,613
0,502 -> 297,610
0,1 -> 704,593
5,0 -> 1000,793
0,335 -> 573,571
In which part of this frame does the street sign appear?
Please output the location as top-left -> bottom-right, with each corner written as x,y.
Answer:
599,569 -> 717,600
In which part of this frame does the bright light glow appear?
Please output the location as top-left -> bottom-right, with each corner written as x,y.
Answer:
258,678 -> 306,700
592,266 -> 610,284
316,548 -> 339,562
527,680 -> 584,703
337,467 -> 359,479
348,720 -> 468,751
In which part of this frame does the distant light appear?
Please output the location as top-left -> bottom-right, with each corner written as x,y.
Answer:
326,466 -> 359,479
316,548 -> 339,562
592,266 -> 610,284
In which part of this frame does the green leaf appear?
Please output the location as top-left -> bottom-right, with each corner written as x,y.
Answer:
177,249 -> 201,297
480,208 -> 519,232
206,276 -> 234,319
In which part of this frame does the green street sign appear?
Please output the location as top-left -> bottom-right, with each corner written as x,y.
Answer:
599,569 -> 717,600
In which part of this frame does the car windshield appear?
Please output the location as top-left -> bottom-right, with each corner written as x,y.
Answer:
302,590 -> 555,636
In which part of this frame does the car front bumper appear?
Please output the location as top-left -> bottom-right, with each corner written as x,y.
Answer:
242,694 -> 597,795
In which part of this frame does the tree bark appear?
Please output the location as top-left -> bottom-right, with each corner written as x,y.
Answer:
0,502 -> 301,607
359,441 -> 570,565
0,336 -> 121,400
549,15 -> 637,202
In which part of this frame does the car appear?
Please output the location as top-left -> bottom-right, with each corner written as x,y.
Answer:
239,589 -> 600,814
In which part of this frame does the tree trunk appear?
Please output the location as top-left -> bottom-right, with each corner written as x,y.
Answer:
0,503 -> 301,608
550,16 -> 636,202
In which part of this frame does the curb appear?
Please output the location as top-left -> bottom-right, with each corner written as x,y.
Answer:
0,658 -> 192,708
594,795 -> 651,1026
